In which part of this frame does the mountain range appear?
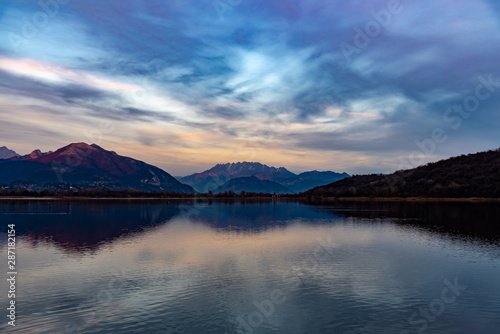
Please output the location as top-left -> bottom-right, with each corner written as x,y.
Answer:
0,143 -> 194,193
306,148 -> 500,198
9,149 -> 53,161
0,143 -> 348,194
2,143 -> 499,198
178,162 -> 349,193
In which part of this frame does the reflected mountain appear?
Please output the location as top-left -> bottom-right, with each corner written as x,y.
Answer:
304,200 -> 500,240
1,199 -> 499,254
0,200 -> 340,253
0,200 -> 181,253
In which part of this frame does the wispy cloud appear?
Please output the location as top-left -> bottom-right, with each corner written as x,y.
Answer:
1,0 -> 499,175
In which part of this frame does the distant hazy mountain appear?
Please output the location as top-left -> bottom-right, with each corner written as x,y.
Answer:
0,143 -> 194,193
179,162 -> 296,192
180,162 -> 349,193
214,176 -> 293,194
0,146 -> 19,159
306,149 -> 500,198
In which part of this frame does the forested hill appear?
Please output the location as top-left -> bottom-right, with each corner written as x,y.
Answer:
305,149 -> 500,198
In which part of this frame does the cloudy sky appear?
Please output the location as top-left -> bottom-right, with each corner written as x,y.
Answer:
1,0 -> 499,175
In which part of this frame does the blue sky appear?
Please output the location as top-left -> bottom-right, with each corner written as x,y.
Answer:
1,0 -> 499,175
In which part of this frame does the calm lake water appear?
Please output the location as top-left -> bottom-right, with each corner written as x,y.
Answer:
1,199 -> 500,334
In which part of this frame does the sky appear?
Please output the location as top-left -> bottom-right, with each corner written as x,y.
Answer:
0,0 -> 500,176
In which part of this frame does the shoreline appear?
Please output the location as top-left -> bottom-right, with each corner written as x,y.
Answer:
1,196 -> 500,202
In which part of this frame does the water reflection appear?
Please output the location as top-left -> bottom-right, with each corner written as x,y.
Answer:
1,199 -> 499,254
0,199 -> 499,334
1,200 -> 181,252
308,200 -> 500,240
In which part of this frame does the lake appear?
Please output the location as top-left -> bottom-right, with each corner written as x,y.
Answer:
1,199 -> 500,333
